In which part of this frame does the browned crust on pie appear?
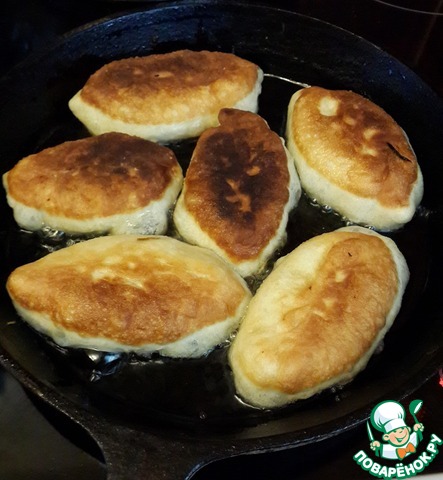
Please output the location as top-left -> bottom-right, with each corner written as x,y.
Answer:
182,108 -> 291,260
288,86 -> 419,208
5,132 -> 181,219
78,50 -> 260,125
230,229 -> 400,397
7,236 -> 250,346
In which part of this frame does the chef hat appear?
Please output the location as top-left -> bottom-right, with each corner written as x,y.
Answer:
371,401 -> 407,433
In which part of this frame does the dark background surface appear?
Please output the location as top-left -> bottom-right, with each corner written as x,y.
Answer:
1,0 -> 442,97
0,0 -> 442,478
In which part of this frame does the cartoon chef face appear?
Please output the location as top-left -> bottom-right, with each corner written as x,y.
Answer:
383,426 -> 412,447
370,400 -> 411,446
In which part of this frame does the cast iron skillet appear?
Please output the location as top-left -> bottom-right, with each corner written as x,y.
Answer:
0,2 -> 442,478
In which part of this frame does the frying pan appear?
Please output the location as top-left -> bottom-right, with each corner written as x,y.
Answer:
0,1 -> 442,478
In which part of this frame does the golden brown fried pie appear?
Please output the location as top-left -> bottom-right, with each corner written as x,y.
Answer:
2,132 -> 183,235
7,235 -> 252,357
173,108 -> 301,277
285,86 -> 423,231
229,226 -> 409,408
69,50 -> 263,143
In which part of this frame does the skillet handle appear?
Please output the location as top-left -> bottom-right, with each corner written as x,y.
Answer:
80,414 -> 225,480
